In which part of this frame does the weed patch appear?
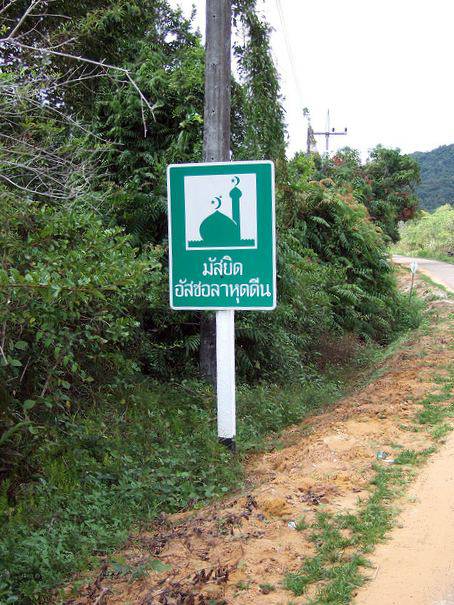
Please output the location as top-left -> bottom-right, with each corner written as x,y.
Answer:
0,374 -> 345,605
285,465 -> 415,603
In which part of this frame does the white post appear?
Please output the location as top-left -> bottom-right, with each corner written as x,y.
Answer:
216,309 -> 236,451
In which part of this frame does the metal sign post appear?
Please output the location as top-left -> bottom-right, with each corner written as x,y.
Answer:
167,161 -> 276,449
167,1 -> 276,452
409,260 -> 418,299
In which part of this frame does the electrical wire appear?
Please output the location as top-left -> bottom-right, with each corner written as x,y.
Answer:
274,0 -> 305,104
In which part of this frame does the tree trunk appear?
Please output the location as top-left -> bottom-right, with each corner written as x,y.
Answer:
199,0 -> 231,384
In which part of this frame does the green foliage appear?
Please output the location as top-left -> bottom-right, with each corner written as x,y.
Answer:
0,384 -> 239,604
284,463 -> 405,603
232,0 -> 286,161
365,146 -> 420,240
0,192 -> 159,479
91,34 -> 205,245
295,516 -> 309,531
394,448 -> 435,465
0,71 -> 97,203
230,150 -> 424,383
236,378 -> 341,449
412,144 -> 454,211
395,204 -> 454,261
278,154 -> 421,344
0,375 -> 346,604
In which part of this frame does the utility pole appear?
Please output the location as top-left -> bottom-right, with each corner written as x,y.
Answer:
312,110 -> 347,154
200,0 -> 234,448
306,123 -> 315,155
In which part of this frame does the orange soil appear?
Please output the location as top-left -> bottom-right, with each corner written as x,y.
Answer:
63,276 -> 454,605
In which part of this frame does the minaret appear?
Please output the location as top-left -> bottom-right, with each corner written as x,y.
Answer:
230,176 -> 242,239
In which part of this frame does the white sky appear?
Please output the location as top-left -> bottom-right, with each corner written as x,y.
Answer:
169,0 -> 454,159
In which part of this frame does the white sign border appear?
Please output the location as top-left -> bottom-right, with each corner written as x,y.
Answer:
167,160 -> 276,311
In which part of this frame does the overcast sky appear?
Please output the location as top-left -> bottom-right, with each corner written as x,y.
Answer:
169,0 -> 454,159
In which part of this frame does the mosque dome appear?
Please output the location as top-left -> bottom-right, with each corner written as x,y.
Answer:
199,210 -> 240,246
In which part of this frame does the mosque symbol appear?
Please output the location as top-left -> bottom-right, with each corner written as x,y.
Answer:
188,176 -> 255,248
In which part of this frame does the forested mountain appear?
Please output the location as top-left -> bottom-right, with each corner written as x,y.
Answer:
411,144 -> 454,211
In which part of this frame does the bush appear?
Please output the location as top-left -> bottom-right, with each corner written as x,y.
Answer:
232,154 -> 422,382
0,192 -> 160,481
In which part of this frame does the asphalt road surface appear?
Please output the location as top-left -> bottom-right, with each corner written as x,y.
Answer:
393,255 -> 454,292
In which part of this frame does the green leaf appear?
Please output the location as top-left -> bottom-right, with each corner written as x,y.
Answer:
23,400 -> 36,410
15,340 -> 28,350
149,560 -> 172,573
9,358 -> 22,367
0,421 -> 32,446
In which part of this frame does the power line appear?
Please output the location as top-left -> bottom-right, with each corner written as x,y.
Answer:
274,2 -> 348,155
274,0 -> 304,103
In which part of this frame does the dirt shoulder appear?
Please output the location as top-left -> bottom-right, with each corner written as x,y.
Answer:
353,430 -> 454,605
64,274 -> 454,605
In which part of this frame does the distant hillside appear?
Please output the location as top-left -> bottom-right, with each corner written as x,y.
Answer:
411,144 -> 454,211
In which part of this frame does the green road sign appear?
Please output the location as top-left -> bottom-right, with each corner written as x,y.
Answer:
167,161 -> 276,310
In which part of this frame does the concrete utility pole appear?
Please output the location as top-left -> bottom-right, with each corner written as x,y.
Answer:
200,0 -> 235,450
203,0 -> 231,163
306,123 -> 315,155
313,110 -> 348,154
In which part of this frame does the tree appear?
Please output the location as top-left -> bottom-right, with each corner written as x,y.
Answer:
365,145 -> 420,240
396,204 -> 454,259
325,146 -> 420,242
0,72 -> 162,490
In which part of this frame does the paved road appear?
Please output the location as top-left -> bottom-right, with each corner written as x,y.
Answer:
393,255 -> 454,292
